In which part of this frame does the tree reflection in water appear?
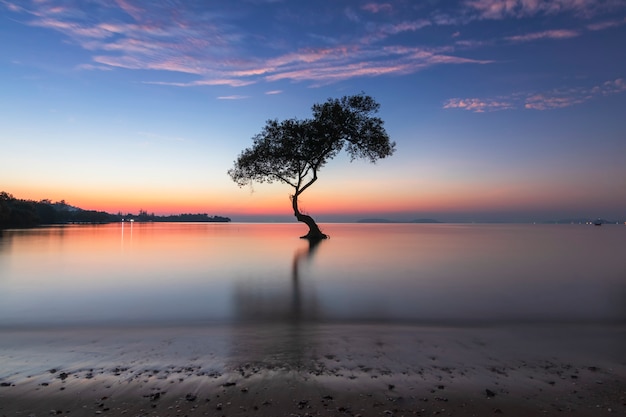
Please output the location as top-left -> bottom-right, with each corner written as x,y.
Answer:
230,239 -> 323,370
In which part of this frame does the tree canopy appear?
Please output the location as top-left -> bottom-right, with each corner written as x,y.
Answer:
228,93 -> 395,240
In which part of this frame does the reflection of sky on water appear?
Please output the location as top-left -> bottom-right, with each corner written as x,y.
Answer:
0,223 -> 624,327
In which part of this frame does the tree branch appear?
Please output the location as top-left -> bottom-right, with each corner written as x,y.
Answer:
297,168 -> 318,196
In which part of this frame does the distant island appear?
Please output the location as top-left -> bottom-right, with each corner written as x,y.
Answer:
0,191 -> 230,229
357,218 -> 443,223
548,218 -> 623,225
356,217 -> 625,225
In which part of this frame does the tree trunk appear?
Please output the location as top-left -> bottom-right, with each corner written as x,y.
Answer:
291,193 -> 328,240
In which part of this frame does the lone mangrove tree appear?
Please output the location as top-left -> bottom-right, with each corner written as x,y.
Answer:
228,93 -> 395,240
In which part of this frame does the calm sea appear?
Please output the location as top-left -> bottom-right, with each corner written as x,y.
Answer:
0,223 -> 624,328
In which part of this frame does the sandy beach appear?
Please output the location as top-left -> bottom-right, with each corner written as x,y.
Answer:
1,322 -> 624,416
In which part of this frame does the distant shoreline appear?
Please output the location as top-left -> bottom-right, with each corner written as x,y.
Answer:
0,191 -> 230,229
2,191 -> 623,229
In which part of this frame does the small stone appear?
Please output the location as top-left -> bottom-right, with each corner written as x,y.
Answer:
485,389 -> 496,398
147,392 -> 161,401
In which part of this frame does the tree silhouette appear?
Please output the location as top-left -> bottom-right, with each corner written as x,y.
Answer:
228,93 -> 395,240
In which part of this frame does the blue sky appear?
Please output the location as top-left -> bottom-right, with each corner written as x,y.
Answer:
1,0 -> 625,222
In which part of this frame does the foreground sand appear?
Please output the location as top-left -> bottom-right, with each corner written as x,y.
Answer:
1,323 -> 624,416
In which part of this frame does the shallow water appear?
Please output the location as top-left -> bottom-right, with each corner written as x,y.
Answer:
0,223 -> 625,327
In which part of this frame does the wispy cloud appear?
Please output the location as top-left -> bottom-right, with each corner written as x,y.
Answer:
445,79 -> 626,112
526,79 -> 626,109
587,17 -> 626,31
2,0 -> 624,89
144,79 -> 255,88
464,0 -> 617,20
2,0 -> 489,88
362,3 -> 393,14
524,93 -> 587,110
217,95 -> 249,100
505,29 -> 580,43
443,98 -> 514,112
362,19 -> 432,43
263,46 -> 492,85
76,63 -> 114,71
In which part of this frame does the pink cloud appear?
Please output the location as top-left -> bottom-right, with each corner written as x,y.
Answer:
599,78 -> 626,94
443,98 -> 514,112
114,0 -> 145,21
4,2 -> 22,12
587,17 -> 626,31
30,18 -> 116,39
464,0 -> 611,19
261,45 -> 491,85
145,79 -> 255,88
524,94 -> 586,110
1,1 -> 500,88
506,29 -> 580,42
446,79 -> 626,112
526,79 -> 626,109
360,19 -> 432,44
382,20 -> 432,36
362,3 -> 393,14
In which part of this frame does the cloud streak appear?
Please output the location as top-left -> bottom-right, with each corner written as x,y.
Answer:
505,29 -> 580,43
3,0 -> 494,88
464,0 -> 620,19
2,0 -> 624,90
444,79 -> 626,112
443,98 -> 514,112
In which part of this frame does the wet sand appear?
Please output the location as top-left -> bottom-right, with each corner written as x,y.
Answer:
1,323 -> 625,416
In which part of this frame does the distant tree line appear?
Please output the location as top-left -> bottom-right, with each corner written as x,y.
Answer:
124,209 -> 230,223
0,192 -> 230,229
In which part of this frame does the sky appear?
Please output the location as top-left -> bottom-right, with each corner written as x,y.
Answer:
1,0 -> 625,223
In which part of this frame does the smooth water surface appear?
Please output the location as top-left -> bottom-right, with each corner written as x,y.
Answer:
1,223 -> 625,327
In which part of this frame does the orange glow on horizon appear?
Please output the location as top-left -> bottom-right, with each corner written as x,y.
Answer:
4,176 -> 614,220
